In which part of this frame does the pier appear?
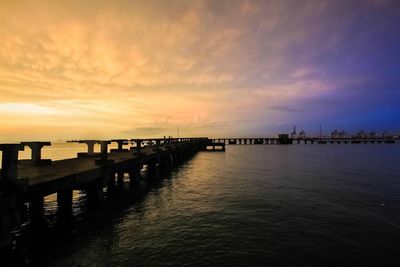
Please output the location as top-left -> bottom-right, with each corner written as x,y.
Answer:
0,135 -> 396,250
210,137 -> 397,145
0,137 -> 212,250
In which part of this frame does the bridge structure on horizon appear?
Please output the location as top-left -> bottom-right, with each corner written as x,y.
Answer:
209,137 -> 397,145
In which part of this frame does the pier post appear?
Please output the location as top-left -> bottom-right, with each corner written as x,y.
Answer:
0,144 -> 24,185
110,139 -> 129,152
0,144 -> 25,250
153,139 -> 161,151
0,193 -> 20,250
86,182 -> 104,204
159,155 -> 171,171
134,163 -> 143,177
95,141 -> 112,165
147,158 -> 159,174
132,139 -> 143,155
128,171 -> 140,187
30,195 -> 44,225
117,172 -> 124,187
105,171 -> 116,194
171,153 -> 178,166
20,142 -> 52,165
78,140 -> 100,157
80,140 -> 96,154
57,190 -> 73,216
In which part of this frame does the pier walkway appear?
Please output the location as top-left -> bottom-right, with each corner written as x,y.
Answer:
0,137 -> 211,250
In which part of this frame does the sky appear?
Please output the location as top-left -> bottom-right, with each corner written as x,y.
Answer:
0,0 -> 399,141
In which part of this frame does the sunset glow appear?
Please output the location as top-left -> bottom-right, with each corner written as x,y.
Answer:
1,0 -> 399,141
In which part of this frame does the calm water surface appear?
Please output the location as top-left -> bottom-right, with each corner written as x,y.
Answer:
8,144 -> 400,266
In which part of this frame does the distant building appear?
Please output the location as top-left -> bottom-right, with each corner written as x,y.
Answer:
298,130 -> 306,139
383,131 -> 392,139
331,130 -> 339,139
369,131 -> 377,138
357,130 -> 366,138
291,125 -> 297,139
276,134 -> 292,144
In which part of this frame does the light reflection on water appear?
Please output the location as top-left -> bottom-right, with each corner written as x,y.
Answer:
6,144 -> 400,266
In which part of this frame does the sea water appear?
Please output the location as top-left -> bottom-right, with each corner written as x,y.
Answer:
4,143 -> 400,266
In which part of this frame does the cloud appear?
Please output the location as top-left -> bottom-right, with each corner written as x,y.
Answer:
1,0 -> 400,140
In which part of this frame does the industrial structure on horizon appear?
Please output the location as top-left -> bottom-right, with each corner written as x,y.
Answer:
289,126 -> 397,140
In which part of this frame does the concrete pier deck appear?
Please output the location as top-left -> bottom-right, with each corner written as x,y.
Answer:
0,137 -> 211,250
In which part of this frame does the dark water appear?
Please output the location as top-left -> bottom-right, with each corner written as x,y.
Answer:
10,144 -> 400,266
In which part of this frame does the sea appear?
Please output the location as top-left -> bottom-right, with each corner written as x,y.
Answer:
2,142 -> 400,266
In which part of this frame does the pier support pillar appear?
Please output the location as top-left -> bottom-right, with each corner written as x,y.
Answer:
95,141 -> 112,166
21,142 -> 52,165
147,158 -> 158,174
128,171 -> 140,187
159,155 -> 171,171
171,153 -> 179,166
132,139 -> 143,155
57,190 -> 73,216
110,139 -> 129,152
86,183 -> 104,204
0,144 -> 24,185
77,140 -> 99,157
117,172 -> 124,187
30,196 -> 44,225
107,179 -> 115,193
0,144 -> 25,250
0,194 -> 20,250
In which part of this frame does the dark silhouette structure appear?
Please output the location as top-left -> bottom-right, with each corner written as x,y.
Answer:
0,137 -> 214,250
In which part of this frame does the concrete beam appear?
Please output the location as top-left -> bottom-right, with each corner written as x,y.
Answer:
77,140 -> 101,158
95,141 -> 113,166
79,140 -> 97,154
20,142 -> 52,165
131,139 -> 143,155
110,139 -> 129,152
0,144 -> 24,183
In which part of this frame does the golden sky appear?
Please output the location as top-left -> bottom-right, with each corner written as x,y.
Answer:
1,0 -> 399,141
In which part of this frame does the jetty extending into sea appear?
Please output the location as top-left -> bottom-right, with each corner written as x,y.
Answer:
0,137 -> 220,250
0,135 -> 397,250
